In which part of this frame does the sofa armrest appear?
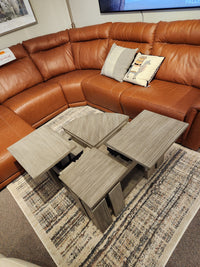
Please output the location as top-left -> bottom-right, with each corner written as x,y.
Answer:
182,97 -> 200,150
190,97 -> 200,111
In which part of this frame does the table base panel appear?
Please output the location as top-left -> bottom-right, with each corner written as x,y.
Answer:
83,199 -> 113,232
108,182 -> 125,216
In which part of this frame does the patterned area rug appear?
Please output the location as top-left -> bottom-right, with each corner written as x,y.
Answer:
7,106 -> 200,267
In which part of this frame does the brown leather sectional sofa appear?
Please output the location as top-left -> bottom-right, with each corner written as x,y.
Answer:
1,19 -> 200,189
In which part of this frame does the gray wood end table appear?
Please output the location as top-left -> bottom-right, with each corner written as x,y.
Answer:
62,112 -> 129,147
59,147 -> 129,232
106,110 -> 188,178
8,126 -> 76,179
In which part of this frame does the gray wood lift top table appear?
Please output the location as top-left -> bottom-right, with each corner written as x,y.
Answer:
62,112 -> 129,147
8,110 -> 188,232
8,126 -> 76,179
59,148 -> 129,232
106,110 -> 188,178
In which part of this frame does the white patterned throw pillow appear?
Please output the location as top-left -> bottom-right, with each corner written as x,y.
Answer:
101,43 -> 138,82
123,53 -> 165,87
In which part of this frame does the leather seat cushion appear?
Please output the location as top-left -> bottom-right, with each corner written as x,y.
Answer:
4,82 -> 68,128
82,74 -> 134,113
120,79 -> 200,121
51,70 -> 100,105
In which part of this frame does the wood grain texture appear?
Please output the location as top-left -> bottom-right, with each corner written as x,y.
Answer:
108,182 -> 125,216
59,147 -> 127,209
107,110 -> 188,169
8,126 -> 75,179
63,113 -> 129,147
82,199 -> 113,232
66,186 -> 88,216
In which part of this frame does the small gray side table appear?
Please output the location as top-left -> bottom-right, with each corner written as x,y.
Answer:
59,148 -> 129,232
8,126 -> 76,179
106,110 -> 188,178
63,112 -> 129,147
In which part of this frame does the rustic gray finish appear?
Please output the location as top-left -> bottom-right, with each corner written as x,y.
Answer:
8,109 -> 189,232
59,147 -> 129,231
63,113 -> 129,147
108,182 -> 125,216
66,186 -> 88,216
82,199 -> 113,232
107,110 -> 188,170
144,154 -> 165,178
8,126 -> 75,179
59,147 -> 127,209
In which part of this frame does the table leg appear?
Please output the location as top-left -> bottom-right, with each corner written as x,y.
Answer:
82,199 -> 113,232
108,182 -> 125,216
156,154 -> 164,168
66,187 -> 88,216
145,154 -> 165,179
145,165 -> 156,179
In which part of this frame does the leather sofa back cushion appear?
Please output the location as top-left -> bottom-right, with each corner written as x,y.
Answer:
71,39 -> 109,69
31,43 -> 76,80
110,22 -> 157,54
69,23 -> 111,69
109,40 -> 153,55
10,43 -> 28,59
154,20 -> 200,45
153,43 -> 200,87
0,57 -> 43,103
22,30 -> 69,53
69,22 -> 112,42
153,20 -> 200,87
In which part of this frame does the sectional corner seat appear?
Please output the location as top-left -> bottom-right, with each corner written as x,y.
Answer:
1,19 -> 200,190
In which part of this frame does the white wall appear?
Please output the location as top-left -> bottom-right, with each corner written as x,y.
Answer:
0,0 -> 71,49
69,0 -> 200,27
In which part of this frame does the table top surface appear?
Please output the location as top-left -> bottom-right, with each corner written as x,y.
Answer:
63,112 -> 129,147
8,126 -> 75,179
59,148 -> 127,208
106,110 -> 188,169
